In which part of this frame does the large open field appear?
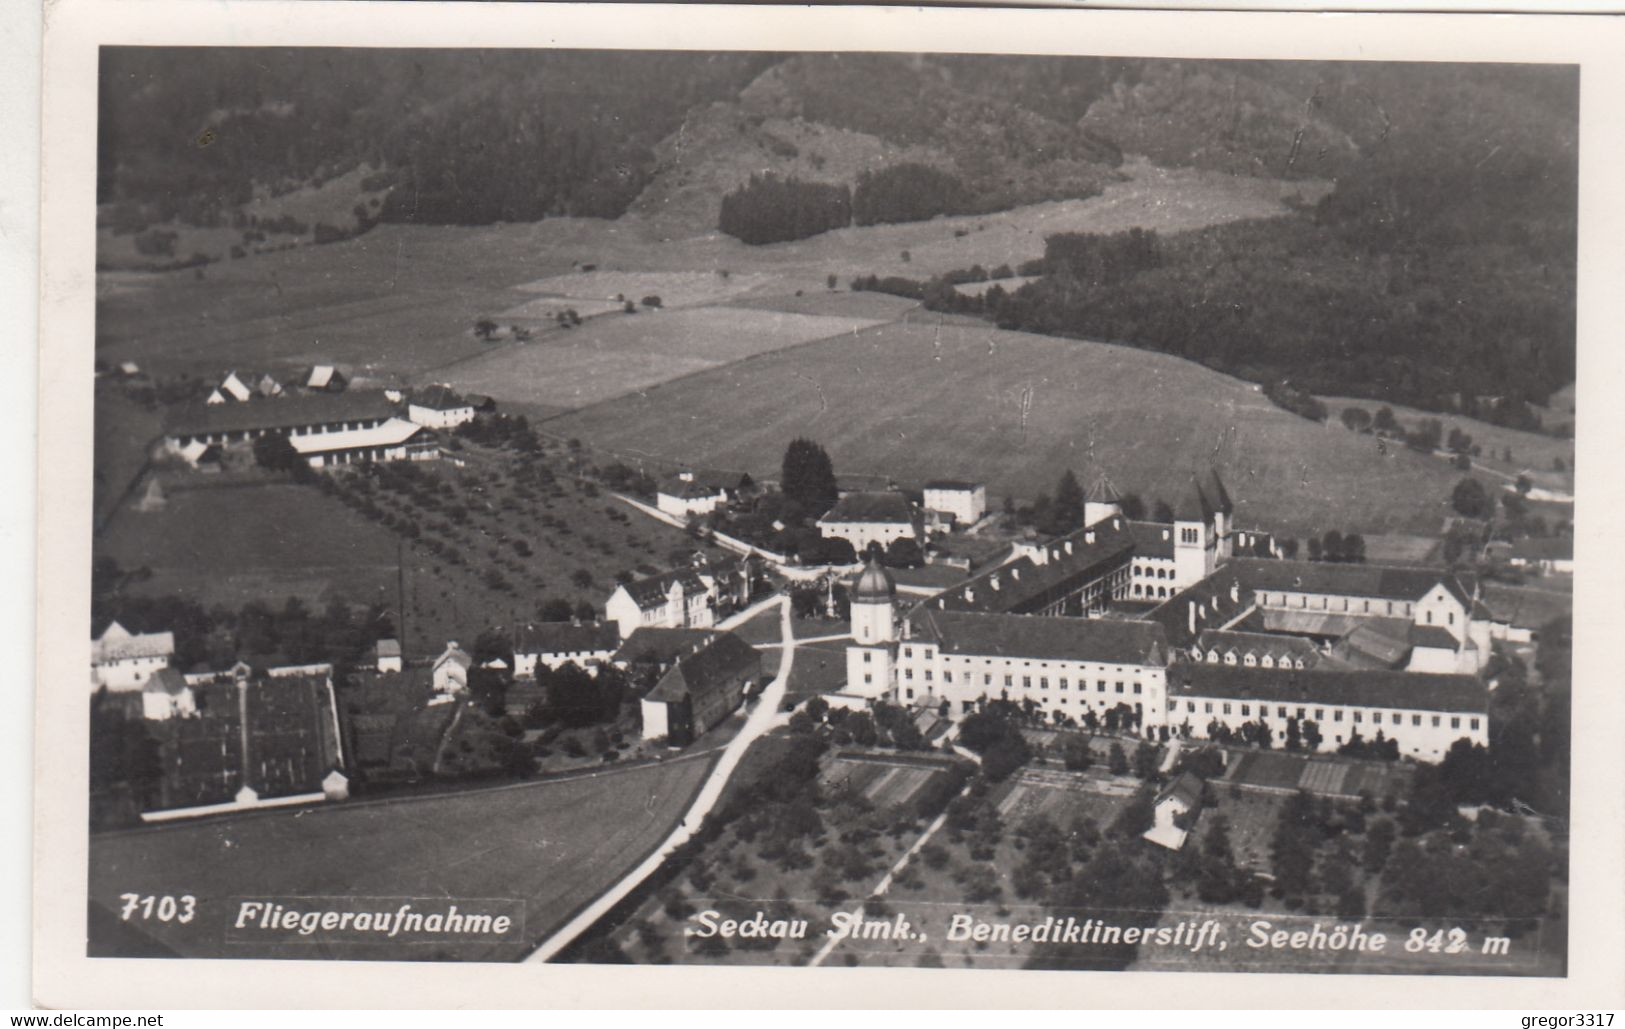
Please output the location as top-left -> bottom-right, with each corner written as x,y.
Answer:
96,162 -> 1318,396
549,319 -> 1477,536
87,754 -> 714,961
441,304 -> 893,410
95,479 -> 402,610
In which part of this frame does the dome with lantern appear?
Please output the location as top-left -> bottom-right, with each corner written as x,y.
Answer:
852,553 -> 897,602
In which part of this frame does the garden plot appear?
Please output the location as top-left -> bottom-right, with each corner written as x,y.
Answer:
1225,749 -> 1412,799
993,768 -> 1133,824
441,304 -> 890,410
820,755 -> 943,811
513,269 -> 776,308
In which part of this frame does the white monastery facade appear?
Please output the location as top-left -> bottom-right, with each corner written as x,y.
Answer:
843,470 -> 1494,764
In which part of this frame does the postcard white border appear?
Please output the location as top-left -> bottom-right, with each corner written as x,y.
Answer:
34,0 -> 1625,1009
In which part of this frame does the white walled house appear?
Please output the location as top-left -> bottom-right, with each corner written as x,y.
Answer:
140,668 -> 198,721
514,621 -> 621,677
1143,771 -> 1203,850
921,481 -> 986,527
656,472 -> 729,519
92,621 -> 176,691
407,385 -> 476,429
605,569 -> 715,640
817,491 -> 920,554
211,371 -> 255,404
431,641 -> 473,694
305,365 -> 349,393
374,638 -> 402,674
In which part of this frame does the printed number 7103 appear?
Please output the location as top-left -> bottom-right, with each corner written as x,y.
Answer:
118,893 -> 196,924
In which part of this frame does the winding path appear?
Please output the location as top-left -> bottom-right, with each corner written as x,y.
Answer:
526,594 -> 797,962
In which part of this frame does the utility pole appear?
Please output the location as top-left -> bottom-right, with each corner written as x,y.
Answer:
397,535 -> 408,658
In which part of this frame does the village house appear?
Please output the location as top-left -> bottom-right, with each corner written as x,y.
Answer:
639,631 -> 761,745
430,641 -> 473,694
817,491 -> 921,555
373,638 -> 402,674
656,471 -> 731,519
91,621 -> 176,691
140,667 -> 198,721
1143,771 -> 1204,851
605,568 -> 716,640
407,384 -> 477,429
514,621 -> 622,677
921,480 -> 986,528
304,364 -> 349,393
612,627 -> 719,676
206,370 -> 255,404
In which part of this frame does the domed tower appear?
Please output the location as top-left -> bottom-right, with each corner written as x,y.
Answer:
846,555 -> 898,699
850,554 -> 897,645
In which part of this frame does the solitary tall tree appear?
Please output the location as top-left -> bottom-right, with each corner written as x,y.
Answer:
1452,478 -> 1491,519
1053,470 -> 1085,533
781,438 -> 838,519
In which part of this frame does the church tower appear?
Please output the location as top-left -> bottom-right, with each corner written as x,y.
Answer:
1084,472 -> 1124,528
846,555 -> 897,698
1206,469 -> 1235,564
1172,476 -> 1217,589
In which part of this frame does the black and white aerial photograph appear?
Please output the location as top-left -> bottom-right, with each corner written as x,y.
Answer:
79,32 -> 1579,980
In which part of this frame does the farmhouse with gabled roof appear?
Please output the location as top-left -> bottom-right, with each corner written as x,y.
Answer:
640,631 -> 761,745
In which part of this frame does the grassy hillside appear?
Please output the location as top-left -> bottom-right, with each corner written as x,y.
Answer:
547,317 -> 1475,537
96,162 -> 1314,382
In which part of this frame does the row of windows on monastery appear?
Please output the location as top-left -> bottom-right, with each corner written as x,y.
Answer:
1132,583 -> 1177,599
892,660 -> 1154,697
1177,698 -> 1480,733
1257,592 -> 1420,619
901,688 -> 1147,715
1196,650 -> 1308,669
896,646 -> 1147,677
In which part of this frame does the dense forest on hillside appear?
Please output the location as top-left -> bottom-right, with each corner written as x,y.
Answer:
97,48 -> 775,228
717,174 -> 852,244
910,62 -> 1579,420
